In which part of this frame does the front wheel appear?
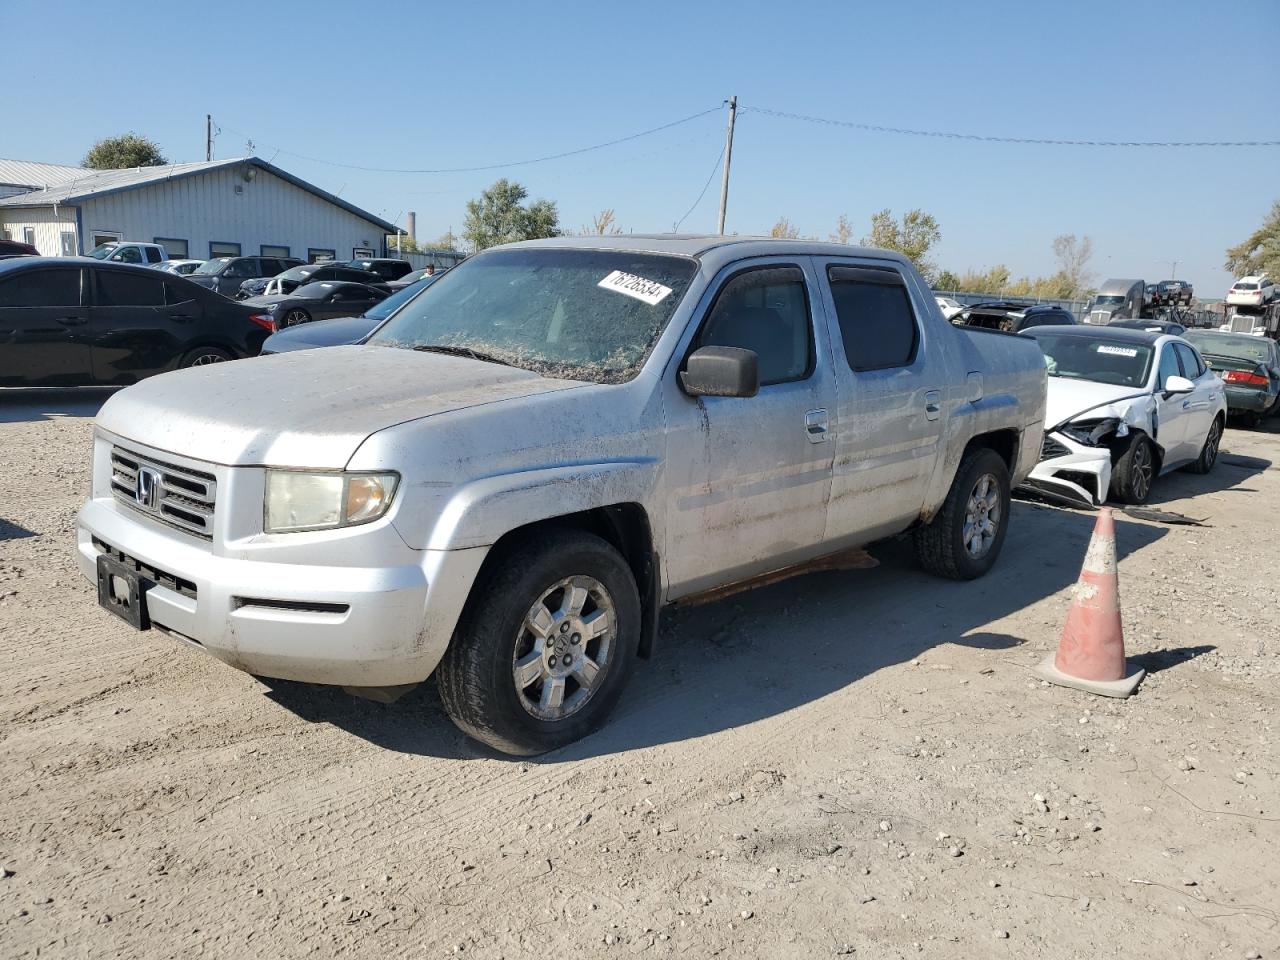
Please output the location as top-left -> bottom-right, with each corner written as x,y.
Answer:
1110,434 -> 1156,503
180,346 -> 234,368
914,447 -> 1011,581
436,529 -> 640,756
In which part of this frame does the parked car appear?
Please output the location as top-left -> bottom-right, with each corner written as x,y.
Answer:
186,255 -> 303,298
0,257 -> 272,388
1108,318 -> 1187,336
260,275 -> 439,354
85,241 -> 167,266
1183,330 -> 1280,426
0,239 -> 40,258
1226,275 -> 1276,307
955,301 -> 1074,333
1157,279 -> 1192,306
242,280 -> 389,329
75,236 -> 1047,755
387,266 -> 445,291
153,259 -> 204,277
934,295 -> 965,320
1020,325 -> 1225,506
1087,279 -> 1146,323
346,258 -> 413,281
241,263 -> 390,299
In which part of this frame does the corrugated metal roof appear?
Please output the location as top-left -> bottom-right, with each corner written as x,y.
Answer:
0,157 -> 395,232
0,158 -> 86,190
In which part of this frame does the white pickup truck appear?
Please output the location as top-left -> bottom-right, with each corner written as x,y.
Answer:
77,236 -> 1047,754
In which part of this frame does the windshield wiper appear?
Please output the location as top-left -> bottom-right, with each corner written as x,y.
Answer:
411,344 -> 515,367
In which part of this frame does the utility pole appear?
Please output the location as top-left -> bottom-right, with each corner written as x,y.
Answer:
205,115 -> 212,162
716,96 -> 737,235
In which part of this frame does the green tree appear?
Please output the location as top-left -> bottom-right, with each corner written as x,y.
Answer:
387,233 -> 420,254
463,179 -> 561,251
1225,199 -> 1280,278
862,208 -> 942,282
829,214 -> 854,245
769,216 -> 799,239
432,230 -> 460,251
82,133 -> 167,169
935,270 -> 960,291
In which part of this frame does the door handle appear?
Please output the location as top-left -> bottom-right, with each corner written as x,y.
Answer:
804,408 -> 829,443
56,316 -> 87,326
169,314 -> 194,322
924,390 -> 942,421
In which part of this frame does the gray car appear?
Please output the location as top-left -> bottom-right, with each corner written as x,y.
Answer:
243,280 -> 389,329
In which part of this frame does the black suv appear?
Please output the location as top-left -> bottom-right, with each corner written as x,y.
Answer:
956,301 -> 1076,333
188,256 -> 304,297
346,258 -> 413,281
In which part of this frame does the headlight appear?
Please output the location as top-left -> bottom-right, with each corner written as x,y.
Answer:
1060,417 -> 1127,446
265,471 -> 399,533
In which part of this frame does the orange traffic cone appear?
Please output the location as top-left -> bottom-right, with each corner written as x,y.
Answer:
1035,507 -> 1145,698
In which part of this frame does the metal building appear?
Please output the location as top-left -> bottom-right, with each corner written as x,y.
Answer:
0,156 -> 395,263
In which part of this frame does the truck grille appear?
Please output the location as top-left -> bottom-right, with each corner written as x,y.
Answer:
110,446 -> 217,540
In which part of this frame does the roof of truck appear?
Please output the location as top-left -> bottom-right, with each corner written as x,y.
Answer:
505,233 -> 915,267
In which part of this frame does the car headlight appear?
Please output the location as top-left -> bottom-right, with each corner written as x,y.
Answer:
265,471 -> 399,533
1060,417 -> 1127,446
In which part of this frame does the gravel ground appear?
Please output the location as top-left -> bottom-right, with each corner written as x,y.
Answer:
1,393 -> 1277,960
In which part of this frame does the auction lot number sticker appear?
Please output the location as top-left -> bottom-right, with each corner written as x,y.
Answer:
598,270 -> 673,306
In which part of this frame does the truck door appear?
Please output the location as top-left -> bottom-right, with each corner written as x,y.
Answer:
661,258 -> 837,598
816,260 -> 945,543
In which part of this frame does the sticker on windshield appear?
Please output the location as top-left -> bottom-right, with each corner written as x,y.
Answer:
1096,345 -> 1139,357
598,270 -> 673,306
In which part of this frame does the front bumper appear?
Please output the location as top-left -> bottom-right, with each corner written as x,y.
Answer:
1224,385 -> 1274,414
76,492 -> 486,689
1019,432 -> 1112,506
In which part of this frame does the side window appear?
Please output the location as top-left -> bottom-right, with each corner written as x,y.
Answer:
693,265 -> 813,385
96,270 -> 165,307
826,265 -> 919,371
0,269 -> 81,307
1173,342 -> 1204,378
145,246 -> 162,263
164,281 -> 194,305
113,246 -> 143,264
1157,345 -> 1182,390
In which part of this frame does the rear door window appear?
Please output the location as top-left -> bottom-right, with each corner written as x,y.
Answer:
0,268 -> 82,307
145,246 -> 163,264
826,265 -> 919,371
96,270 -> 165,307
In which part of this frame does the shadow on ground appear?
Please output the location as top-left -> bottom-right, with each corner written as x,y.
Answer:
264,502 -> 1170,761
0,389 -> 114,424
0,518 -> 38,542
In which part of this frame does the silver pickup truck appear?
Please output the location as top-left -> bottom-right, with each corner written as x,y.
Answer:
77,236 -> 1046,754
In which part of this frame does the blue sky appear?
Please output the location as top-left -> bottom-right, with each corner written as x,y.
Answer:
3,0 -> 1275,291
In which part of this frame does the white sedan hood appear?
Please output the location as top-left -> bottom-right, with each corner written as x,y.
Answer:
96,345 -> 584,469
1046,377 -> 1147,429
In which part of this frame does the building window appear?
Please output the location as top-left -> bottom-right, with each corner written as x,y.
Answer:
210,241 -> 241,258
92,232 -> 122,248
353,246 -> 376,259
156,237 -> 189,259
22,227 -> 36,247
60,231 -> 77,257
1,229 -> 10,240
261,244 -> 290,258
308,248 -> 336,263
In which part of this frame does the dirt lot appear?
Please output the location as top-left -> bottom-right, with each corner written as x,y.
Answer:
1,394 -> 1277,960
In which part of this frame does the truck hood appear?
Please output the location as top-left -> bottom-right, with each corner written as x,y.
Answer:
1046,376 -> 1148,429
96,345 -> 585,468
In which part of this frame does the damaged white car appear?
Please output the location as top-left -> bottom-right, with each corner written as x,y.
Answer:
1019,326 -> 1226,505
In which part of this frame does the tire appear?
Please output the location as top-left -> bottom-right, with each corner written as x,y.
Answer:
436,528 -> 641,756
281,308 -> 311,328
179,346 -> 234,368
1186,416 -> 1223,473
914,447 -> 1011,581
1109,434 -> 1156,503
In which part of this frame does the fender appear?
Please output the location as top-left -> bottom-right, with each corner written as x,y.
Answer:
423,459 -> 662,552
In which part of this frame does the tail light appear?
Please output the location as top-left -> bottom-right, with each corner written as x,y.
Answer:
249,313 -> 276,333
1224,370 -> 1268,386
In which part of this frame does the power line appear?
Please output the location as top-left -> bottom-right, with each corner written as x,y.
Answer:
219,105 -> 724,175
740,105 -> 1280,148
674,141 -> 726,232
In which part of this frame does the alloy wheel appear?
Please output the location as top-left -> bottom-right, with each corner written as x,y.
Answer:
1131,442 -> 1152,500
962,473 -> 1001,559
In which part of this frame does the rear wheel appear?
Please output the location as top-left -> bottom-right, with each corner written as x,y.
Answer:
1186,416 -> 1223,473
914,447 -> 1010,581
180,346 -> 234,368
1110,434 -> 1156,503
281,309 -> 310,328
436,529 -> 640,756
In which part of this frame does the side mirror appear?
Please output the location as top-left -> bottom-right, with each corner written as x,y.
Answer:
680,346 -> 759,398
1163,375 -> 1194,395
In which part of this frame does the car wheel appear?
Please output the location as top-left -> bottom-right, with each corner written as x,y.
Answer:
914,447 -> 1010,581
436,528 -> 640,756
180,346 -> 234,368
1186,416 -> 1223,473
282,309 -> 311,328
1110,434 -> 1156,503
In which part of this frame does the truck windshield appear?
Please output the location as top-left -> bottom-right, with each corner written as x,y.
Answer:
369,248 -> 698,383
1093,295 -> 1125,306
86,244 -> 118,260
1028,333 -> 1154,388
